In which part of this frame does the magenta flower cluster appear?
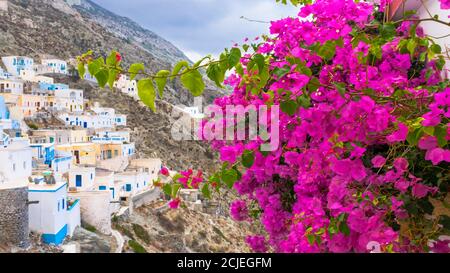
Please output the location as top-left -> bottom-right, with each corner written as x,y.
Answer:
206,0 -> 450,253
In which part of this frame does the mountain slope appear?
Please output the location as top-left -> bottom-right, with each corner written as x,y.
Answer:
0,0 -> 226,105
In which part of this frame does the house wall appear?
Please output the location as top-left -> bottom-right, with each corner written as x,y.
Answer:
0,79 -> 24,94
68,167 -> 96,191
66,199 -> 81,237
28,183 -> 68,245
0,140 -> 32,190
67,191 -> 112,235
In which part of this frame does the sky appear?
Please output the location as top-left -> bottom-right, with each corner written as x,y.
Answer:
91,0 -> 299,61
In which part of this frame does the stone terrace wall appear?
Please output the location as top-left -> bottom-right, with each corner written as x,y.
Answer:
0,186 -> 29,248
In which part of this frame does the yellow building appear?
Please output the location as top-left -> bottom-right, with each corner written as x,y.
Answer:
55,143 -> 97,165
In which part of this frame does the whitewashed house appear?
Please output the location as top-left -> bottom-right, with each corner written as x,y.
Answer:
54,88 -> 84,113
0,78 -> 24,94
20,69 -> 54,84
114,75 -> 137,98
115,170 -> 151,199
1,56 -> 34,76
28,175 -> 80,245
68,166 -> 96,191
41,59 -> 68,75
0,131 -> 32,190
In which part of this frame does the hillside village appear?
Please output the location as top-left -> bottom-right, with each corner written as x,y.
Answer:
0,55 -> 209,252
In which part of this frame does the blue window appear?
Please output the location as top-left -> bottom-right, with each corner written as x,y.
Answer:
75,175 -> 82,187
110,188 -> 115,199
137,183 -> 139,188
144,181 -> 146,186
62,199 -> 65,210
99,186 -> 107,191
57,201 -> 60,212
126,184 -> 132,192
90,174 -> 93,180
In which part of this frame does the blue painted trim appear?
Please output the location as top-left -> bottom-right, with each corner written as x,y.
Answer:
29,183 -> 67,193
42,224 -> 67,245
67,199 -> 79,211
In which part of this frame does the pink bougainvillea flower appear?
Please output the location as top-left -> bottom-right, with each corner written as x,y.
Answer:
246,235 -> 267,253
230,200 -> 249,221
393,157 -> 409,174
168,198 -> 181,209
160,167 -> 169,176
412,183 -> 431,199
425,148 -> 450,165
418,136 -> 438,150
387,123 -> 408,143
371,155 -> 386,168
440,0 -> 450,9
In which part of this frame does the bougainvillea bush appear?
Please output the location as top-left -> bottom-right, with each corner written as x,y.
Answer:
78,0 -> 450,253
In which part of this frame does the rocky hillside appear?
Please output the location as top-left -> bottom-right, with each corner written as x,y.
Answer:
114,202 -> 255,253
0,0 -> 226,105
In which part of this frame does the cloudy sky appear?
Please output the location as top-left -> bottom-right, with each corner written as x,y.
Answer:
92,0 -> 299,61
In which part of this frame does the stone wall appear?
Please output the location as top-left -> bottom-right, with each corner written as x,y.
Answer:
0,187 -> 29,248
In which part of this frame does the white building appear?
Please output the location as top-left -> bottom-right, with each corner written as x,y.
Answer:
1,56 -> 34,76
0,78 -> 24,94
55,88 -> 84,113
114,75 -> 137,98
93,130 -> 131,143
68,166 -> 96,191
20,69 -> 54,84
28,175 -> 80,245
41,59 -> 68,75
0,132 -> 32,190
115,170 -> 151,199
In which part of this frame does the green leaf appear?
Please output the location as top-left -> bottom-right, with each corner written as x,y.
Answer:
137,78 -> 156,112
242,44 -> 250,52
228,47 -> 242,67
407,39 -> 417,57
106,50 -> 119,66
430,44 -> 442,54
339,221 -> 350,236
162,184 -> 172,196
307,234 -> 315,246
88,57 -> 104,77
171,61 -> 189,81
128,63 -> 145,81
108,68 -> 119,89
297,95 -> 311,109
221,169 -> 238,188
280,99 -> 298,116
180,69 -> 205,96
334,82 -> 346,98
206,63 -> 225,88
201,184 -> 211,199
242,150 -> 255,168
380,23 -> 396,40
95,69 -> 109,88
406,127 -> 424,146
172,183 -> 181,197
77,63 -> 86,79
435,125 -> 448,148
273,66 -> 290,78
308,77 -> 320,93
318,40 -> 336,60
155,70 -> 170,98
253,54 -> 266,74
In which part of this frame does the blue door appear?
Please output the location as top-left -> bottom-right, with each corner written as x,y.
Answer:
110,188 -> 115,199
75,175 -> 82,187
126,184 -> 132,192
83,122 -> 88,128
